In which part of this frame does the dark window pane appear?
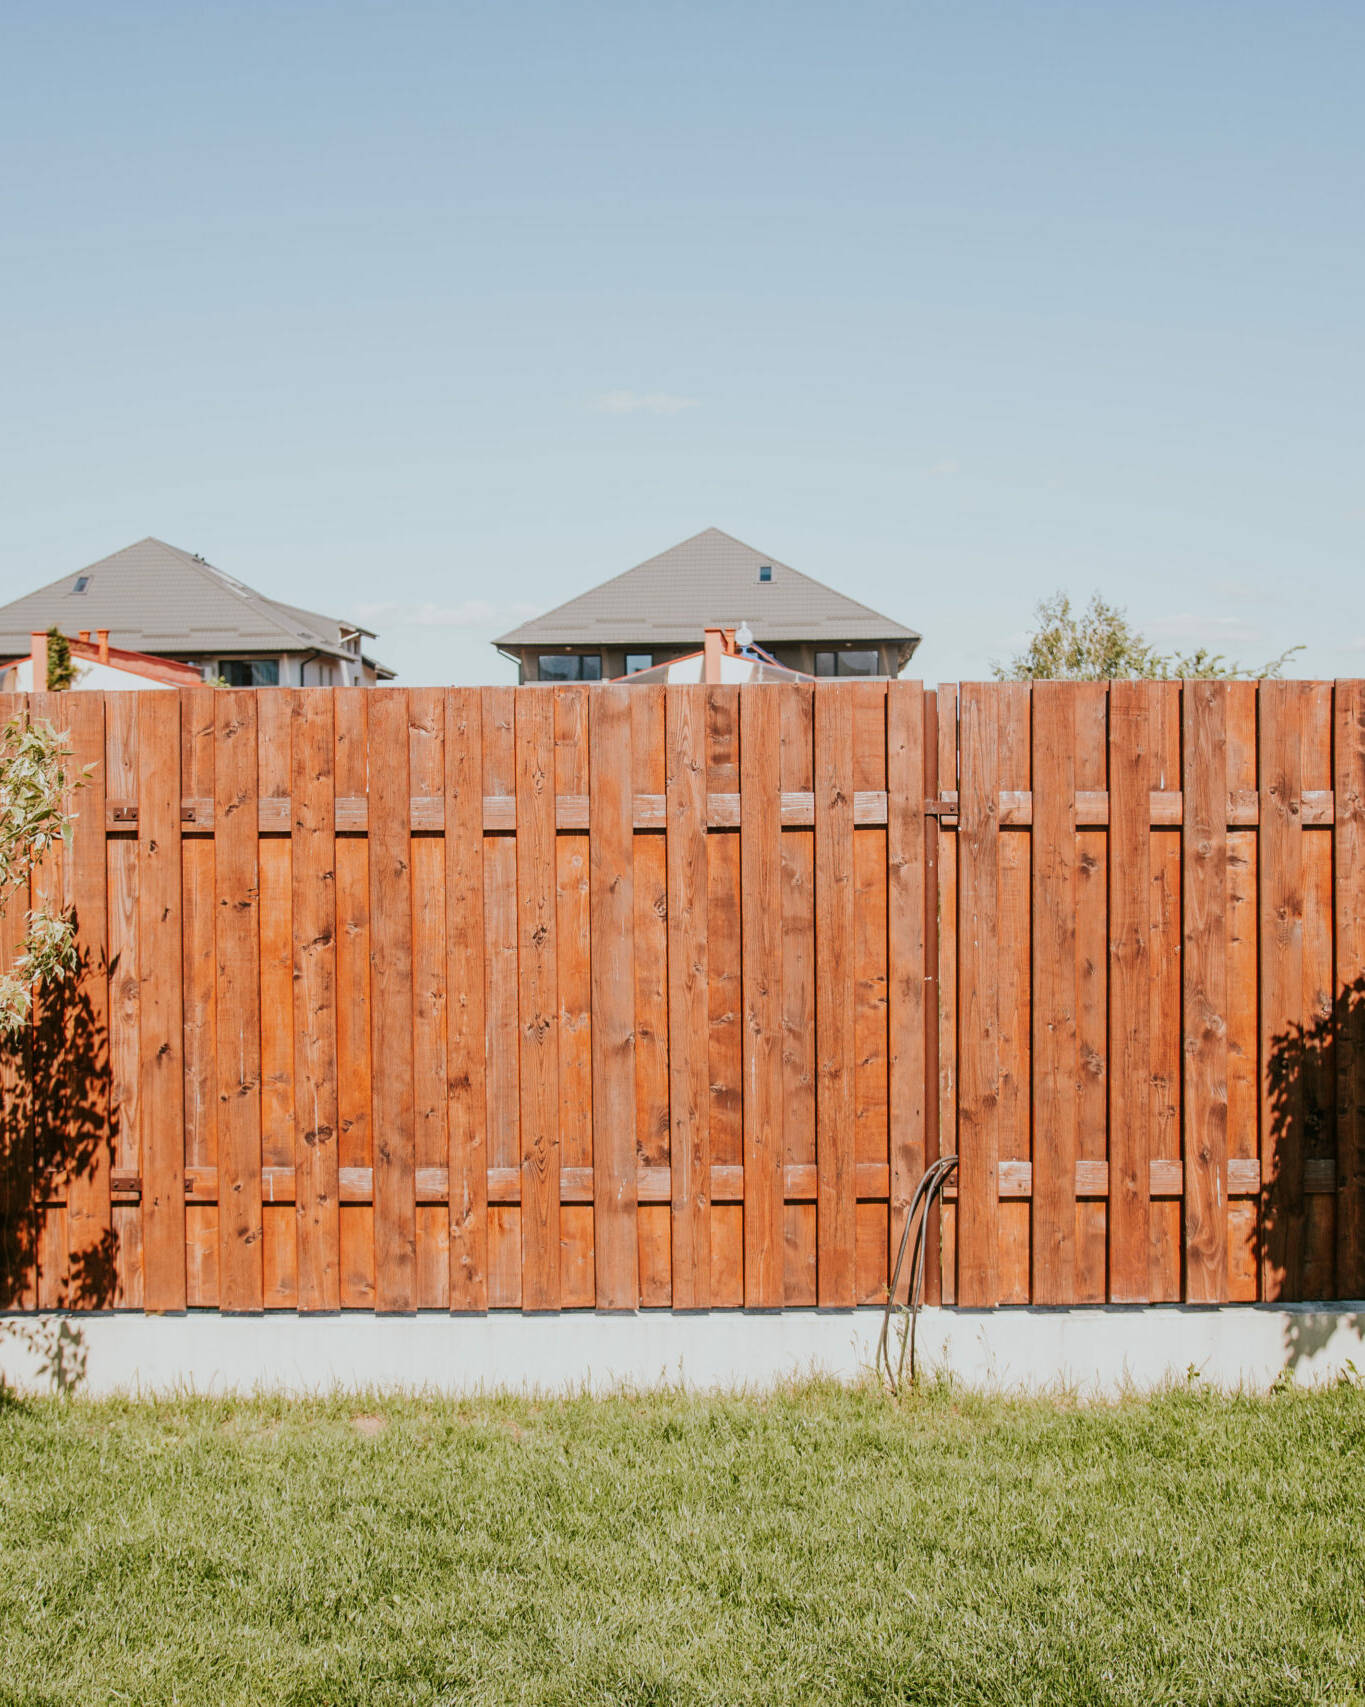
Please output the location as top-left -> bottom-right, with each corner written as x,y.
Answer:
537,653 -> 602,682
538,655 -> 579,681
221,658 -> 279,686
837,650 -> 879,677
815,652 -> 836,677
758,565 -> 773,582
625,653 -> 653,675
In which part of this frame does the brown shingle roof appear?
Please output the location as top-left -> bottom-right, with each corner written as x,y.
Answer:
0,538 -> 390,671
495,528 -> 919,650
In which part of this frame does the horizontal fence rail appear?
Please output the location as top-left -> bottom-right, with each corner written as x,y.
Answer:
1,679 -> 1363,1315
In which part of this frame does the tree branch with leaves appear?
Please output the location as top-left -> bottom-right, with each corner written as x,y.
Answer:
994,591 -> 1303,682
0,715 -> 84,1032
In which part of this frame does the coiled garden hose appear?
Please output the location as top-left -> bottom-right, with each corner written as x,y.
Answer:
877,1153 -> 959,1394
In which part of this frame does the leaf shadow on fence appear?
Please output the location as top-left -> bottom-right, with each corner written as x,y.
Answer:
0,937 -> 117,1390
1263,973 -> 1365,1373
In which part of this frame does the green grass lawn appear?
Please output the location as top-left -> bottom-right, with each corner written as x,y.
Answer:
0,1377 -> 1362,1706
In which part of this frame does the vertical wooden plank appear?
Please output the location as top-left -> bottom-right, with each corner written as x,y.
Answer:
1031,682 -> 1078,1305
482,687 -> 521,1306
1182,680 -> 1230,1304
1149,684 -> 1184,1301
180,688 -> 218,1306
446,687 -> 487,1311
368,690 -> 416,1310
920,687 -> 943,1305
1335,680 -> 1365,1299
1225,684 -> 1261,1298
554,686 -> 595,1307
215,691 -> 263,1312
104,695 -> 142,1307
0,694 -> 32,1310
1299,683 -> 1336,1299
994,684 -> 1032,1306
256,692 -> 296,1306
1073,684 -> 1109,1304
334,688 -> 374,1307
814,683 -> 856,1307
779,685 -> 816,1306
28,690 -> 69,1311
667,683 -> 710,1309
590,684 -> 638,1310
956,683 -> 1000,1307
887,684 -> 926,1304
63,695 -> 113,1308
516,689 -> 560,1310
632,686 -> 671,1306
1259,679 -> 1306,1300
852,683 -> 890,1304
935,685 -> 959,1303
740,686 -> 783,1308
139,691 -> 185,1311
706,687 -> 744,1305
1108,681 -> 1154,1301
409,689 -> 449,1309
292,691 -> 340,1313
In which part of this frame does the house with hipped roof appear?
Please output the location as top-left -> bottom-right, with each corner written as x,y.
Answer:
495,528 -> 920,685
0,538 -> 392,687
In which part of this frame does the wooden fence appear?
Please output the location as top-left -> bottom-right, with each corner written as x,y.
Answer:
1,680 -> 1363,1315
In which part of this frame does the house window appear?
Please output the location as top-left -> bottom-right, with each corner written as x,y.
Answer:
72,575 -> 90,594
624,653 -> 653,675
221,658 -> 280,687
537,653 -> 602,682
758,565 -> 772,583
815,650 -> 880,678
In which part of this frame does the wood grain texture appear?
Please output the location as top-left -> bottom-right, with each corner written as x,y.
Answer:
554,686 -> 595,1308
1107,681 -> 1154,1301
367,691 -> 416,1310
779,686 -> 816,1305
590,685 -> 638,1310
1259,680 -> 1309,1299
956,683 -> 1000,1306
814,683 -> 856,1306
103,694 -> 142,1306
886,684 -> 926,1304
291,691 -> 340,1312
1335,680 -> 1365,1297
1072,683 -> 1109,1305
666,684 -> 710,1308
445,687 -> 487,1311
740,686 -> 784,1308
1031,682 -> 1078,1304
1182,681 -> 1230,1304
138,691 -> 185,1312
214,691 -> 263,1312
63,694 -> 112,1308
515,689 -> 560,1310
632,686 -> 671,1306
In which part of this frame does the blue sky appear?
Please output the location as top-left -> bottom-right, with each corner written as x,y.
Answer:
2,1 -> 1360,685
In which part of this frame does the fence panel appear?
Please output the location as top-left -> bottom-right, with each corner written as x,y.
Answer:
2,679 -> 1363,1317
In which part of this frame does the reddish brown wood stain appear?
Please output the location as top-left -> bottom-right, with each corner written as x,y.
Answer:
4,680 -> 1361,1314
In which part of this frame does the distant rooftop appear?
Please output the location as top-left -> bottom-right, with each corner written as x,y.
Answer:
496,527 -> 920,650
0,537 -> 392,674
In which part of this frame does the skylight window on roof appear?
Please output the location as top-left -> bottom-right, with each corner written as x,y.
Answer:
73,575 -> 90,594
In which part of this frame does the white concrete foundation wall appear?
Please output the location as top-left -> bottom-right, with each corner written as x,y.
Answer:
2,1305 -> 1364,1399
